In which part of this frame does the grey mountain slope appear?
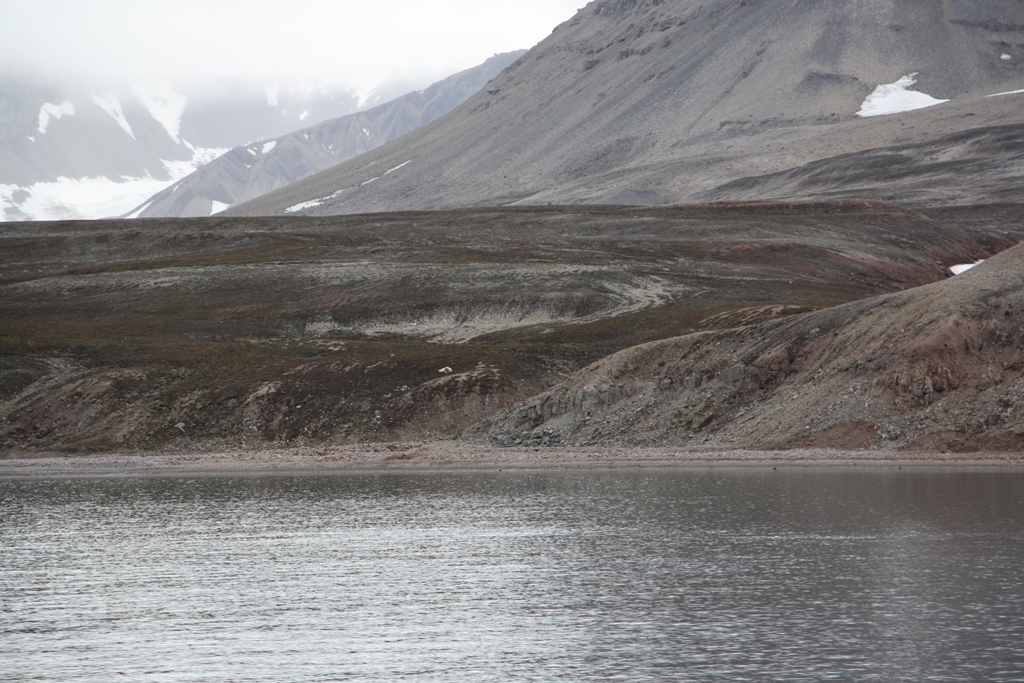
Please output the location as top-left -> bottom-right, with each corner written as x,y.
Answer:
230,0 -> 1024,217
0,81 -> 190,188
133,52 -> 524,218
0,82 -> 373,189
0,77 -> 380,221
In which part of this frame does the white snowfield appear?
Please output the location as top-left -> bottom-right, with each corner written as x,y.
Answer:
210,201 -> 230,216
261,140 -> 278,154
0,152 -> 226,222
133,83 -> 188,143
37,101 -> 76,134
2,174 -> 174,222
950,261 -> 985,275
285,199 -> 324,213
857,73 -> 949,117
185,143 -> 227,168
91,95 -> 135,139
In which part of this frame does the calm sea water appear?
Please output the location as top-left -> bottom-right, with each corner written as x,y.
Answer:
1,467 -> 1023,682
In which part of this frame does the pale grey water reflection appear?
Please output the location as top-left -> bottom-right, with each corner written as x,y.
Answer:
1,467 -> 1023,682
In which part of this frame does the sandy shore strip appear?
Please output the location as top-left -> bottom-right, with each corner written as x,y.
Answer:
1,443 -> 1022,478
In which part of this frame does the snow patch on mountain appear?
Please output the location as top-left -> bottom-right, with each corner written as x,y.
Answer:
262,140 -> 277,154
285,184 -> 355,214
37,101 -> 76,134
210,201 -> 230,215
385,160 -> 412,175
134,83 -> 188,143
184,143 -> 228,167
91,94 -> 135,139
356,87 -> 373,109
950,260 -> 985,275
286,199 -> 324,213
988,88 -> 1024,97
857,74 -> 949,117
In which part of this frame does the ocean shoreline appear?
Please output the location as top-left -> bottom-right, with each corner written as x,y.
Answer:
2,443 -> 1022,479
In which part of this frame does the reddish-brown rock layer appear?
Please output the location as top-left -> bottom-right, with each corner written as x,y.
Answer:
472,242 -> 1024,452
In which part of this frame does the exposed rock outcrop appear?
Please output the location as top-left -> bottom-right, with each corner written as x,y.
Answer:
469,242 -> 1024,452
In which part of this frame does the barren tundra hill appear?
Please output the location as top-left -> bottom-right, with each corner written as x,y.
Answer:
129,52 -> 525,219
471,237 -> 1024,453
1,200 -> 1015,454
230,0 -> 1024,217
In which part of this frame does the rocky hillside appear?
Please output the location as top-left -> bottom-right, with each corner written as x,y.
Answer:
3,200 -> 1014,454
129,53 -> 525,218
471,240 -> 1024,453
231,0 -> 1024,217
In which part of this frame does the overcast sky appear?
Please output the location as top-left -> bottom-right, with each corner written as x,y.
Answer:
0,0 -> 587,89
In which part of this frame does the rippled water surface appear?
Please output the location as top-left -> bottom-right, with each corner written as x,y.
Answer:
2,467 -> 1023,682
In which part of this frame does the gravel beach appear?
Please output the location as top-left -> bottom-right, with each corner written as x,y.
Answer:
2,444 -> 1021,478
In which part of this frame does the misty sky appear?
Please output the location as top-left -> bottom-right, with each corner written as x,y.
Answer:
0,0 -> 587,89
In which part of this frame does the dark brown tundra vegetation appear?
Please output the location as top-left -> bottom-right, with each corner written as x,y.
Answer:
1,201 -> 1020,455
472,237 -> 1024,453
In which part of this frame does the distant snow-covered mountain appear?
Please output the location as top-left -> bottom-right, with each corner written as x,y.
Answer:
0,77 -> 408,221
129,52 -> 525,218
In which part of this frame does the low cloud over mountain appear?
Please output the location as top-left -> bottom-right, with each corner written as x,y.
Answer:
128,53 -> 524,218
0,78 -> 373,221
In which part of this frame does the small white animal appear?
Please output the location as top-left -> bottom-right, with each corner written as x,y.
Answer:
439,367 -> 453,375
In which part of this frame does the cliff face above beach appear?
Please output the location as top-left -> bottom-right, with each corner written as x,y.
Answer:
3,200 -> 1017,454
470,241 -> 1024,453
